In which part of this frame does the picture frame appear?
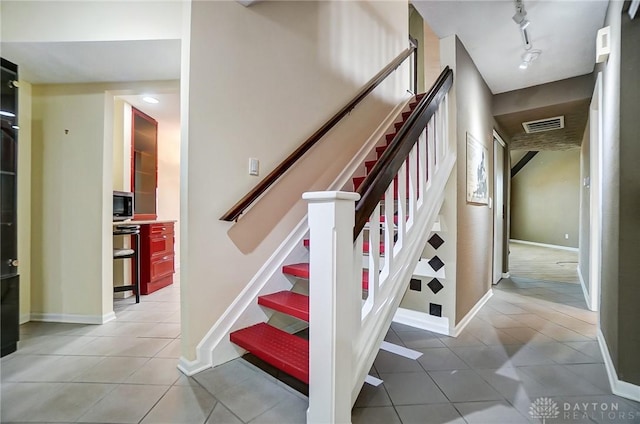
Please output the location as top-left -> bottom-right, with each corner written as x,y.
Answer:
466,132 -> 489,204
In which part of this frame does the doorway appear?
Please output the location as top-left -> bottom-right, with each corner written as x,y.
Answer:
493,132 -> 506,284
586,73 -> 603,312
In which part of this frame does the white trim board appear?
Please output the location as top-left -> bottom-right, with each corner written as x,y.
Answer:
19,313 -> 31,325
393,307 -> 450,336
453,289 -> 493,337
597,329 -> 640,402
509,239 -> 578,252
29,311 -> 116,325
380,341 -> 422,360
577,265 -> 597,312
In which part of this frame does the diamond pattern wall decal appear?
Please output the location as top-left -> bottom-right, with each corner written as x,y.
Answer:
427,278 -> 443,294
410,278 -> 421,291
428,256 -> 444,272
428,234 -> 444,250
429,303 -> 442,317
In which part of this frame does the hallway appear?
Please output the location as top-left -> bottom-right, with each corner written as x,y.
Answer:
3,266 -> 640,422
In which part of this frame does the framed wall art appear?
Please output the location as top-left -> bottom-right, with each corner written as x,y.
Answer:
466,132 -> 489,204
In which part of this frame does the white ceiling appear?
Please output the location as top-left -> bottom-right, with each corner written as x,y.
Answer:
413,0 -> 609,94
1,39 -> 181,131
0,39 -> 181,84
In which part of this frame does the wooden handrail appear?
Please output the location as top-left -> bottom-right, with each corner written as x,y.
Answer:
220,44 -> 418,221
353,66 -> 453,238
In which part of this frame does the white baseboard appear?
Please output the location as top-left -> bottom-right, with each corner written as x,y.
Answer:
453,289 -> 493,337
509,239 -> 578,252
177,356 -> 211,377
577,265 -> 597,312
393,307 -> 450,335
597,329 -> 640,402
19,313 -> 30,324
30,311 -> 116,325
502,272 -> 510,279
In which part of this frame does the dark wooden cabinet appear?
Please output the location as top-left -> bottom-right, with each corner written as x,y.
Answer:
131,108 -> 158,221
139,222 -> 175,294
1,58 -> 20,357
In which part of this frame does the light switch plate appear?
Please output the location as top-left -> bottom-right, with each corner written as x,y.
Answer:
249,158 -> 259,176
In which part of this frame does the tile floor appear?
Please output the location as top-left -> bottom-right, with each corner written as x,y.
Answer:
3,258 -> 640,423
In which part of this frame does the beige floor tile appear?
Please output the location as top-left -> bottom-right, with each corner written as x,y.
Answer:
77,336 -> 171,357
125,357 -> 181,385
78,384 -> 169,423
155,339 -> 181,358
23,382 -> 116,422
141,385 -> 217,424
0,382 -> 64,422
74,356 -> 150,383
145,323 -> 181,338
9,355 -> 104,382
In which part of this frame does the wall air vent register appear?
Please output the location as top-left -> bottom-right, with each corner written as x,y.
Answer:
522,116 -> 565,133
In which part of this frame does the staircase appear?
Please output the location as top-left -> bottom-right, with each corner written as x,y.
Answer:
229,67 -> 454,423
229,94 -> 425,385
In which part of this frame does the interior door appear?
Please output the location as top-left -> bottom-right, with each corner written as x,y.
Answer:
493,136 -> 505,284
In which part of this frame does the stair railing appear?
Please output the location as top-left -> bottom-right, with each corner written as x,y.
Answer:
220,40 -> 418,222
304,66 -> 454,424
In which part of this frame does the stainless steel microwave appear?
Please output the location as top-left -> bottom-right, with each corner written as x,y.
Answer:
113,191 -> 134,221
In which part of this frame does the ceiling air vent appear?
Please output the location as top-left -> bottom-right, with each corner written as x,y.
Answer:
522,116 -> 565,134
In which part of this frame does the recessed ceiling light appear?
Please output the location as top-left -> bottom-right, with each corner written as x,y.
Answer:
0,110 -> 16,117
142,96 -> 159,104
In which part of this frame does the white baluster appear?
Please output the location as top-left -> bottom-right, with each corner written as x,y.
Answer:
428,119 -> 436,179
395,161 -> 407,253
303,191 -> 360,424
381,183 -> 395,284
418,129 -> 428,204
408,144 -> 418,226
367,203 -> 381,306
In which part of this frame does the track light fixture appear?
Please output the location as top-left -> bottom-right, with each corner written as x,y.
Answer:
512,0 -> 527,25
513,0 -> 541,70
519,49 -> 541,70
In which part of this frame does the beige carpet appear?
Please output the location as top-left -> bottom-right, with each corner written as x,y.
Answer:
508,241 -> 579,284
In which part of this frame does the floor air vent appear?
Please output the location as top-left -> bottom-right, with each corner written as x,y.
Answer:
522,116 -> 565,133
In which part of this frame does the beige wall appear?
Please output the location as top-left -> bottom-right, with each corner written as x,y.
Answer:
31,84 -> 112,321
409,6 -> 425,93
181,0 -> 409,361
597,1 -> 622,374
442,36 -> 495,324
18,80 -> 33,323
423,21 -> 441,88
157,119 -> 181,265
511,150 -> 581,248
493,74 -> 594,116
614,1 -> 640,385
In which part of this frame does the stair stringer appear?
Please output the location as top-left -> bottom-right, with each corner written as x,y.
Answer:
177,93 -> 413,376
350,151 -> 456,404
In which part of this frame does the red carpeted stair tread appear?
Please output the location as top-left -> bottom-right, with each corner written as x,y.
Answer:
230,323 -> 309,384
258,291 -> 309,322
282,262 -> 369,290
365,160 -> 377,174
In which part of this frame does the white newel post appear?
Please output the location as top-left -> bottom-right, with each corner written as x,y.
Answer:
303,191 -> 360,424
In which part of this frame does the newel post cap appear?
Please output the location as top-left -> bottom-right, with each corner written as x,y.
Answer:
302,191 -> 360,202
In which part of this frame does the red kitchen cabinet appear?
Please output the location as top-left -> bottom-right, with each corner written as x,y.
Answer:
139,222 -> 175,294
